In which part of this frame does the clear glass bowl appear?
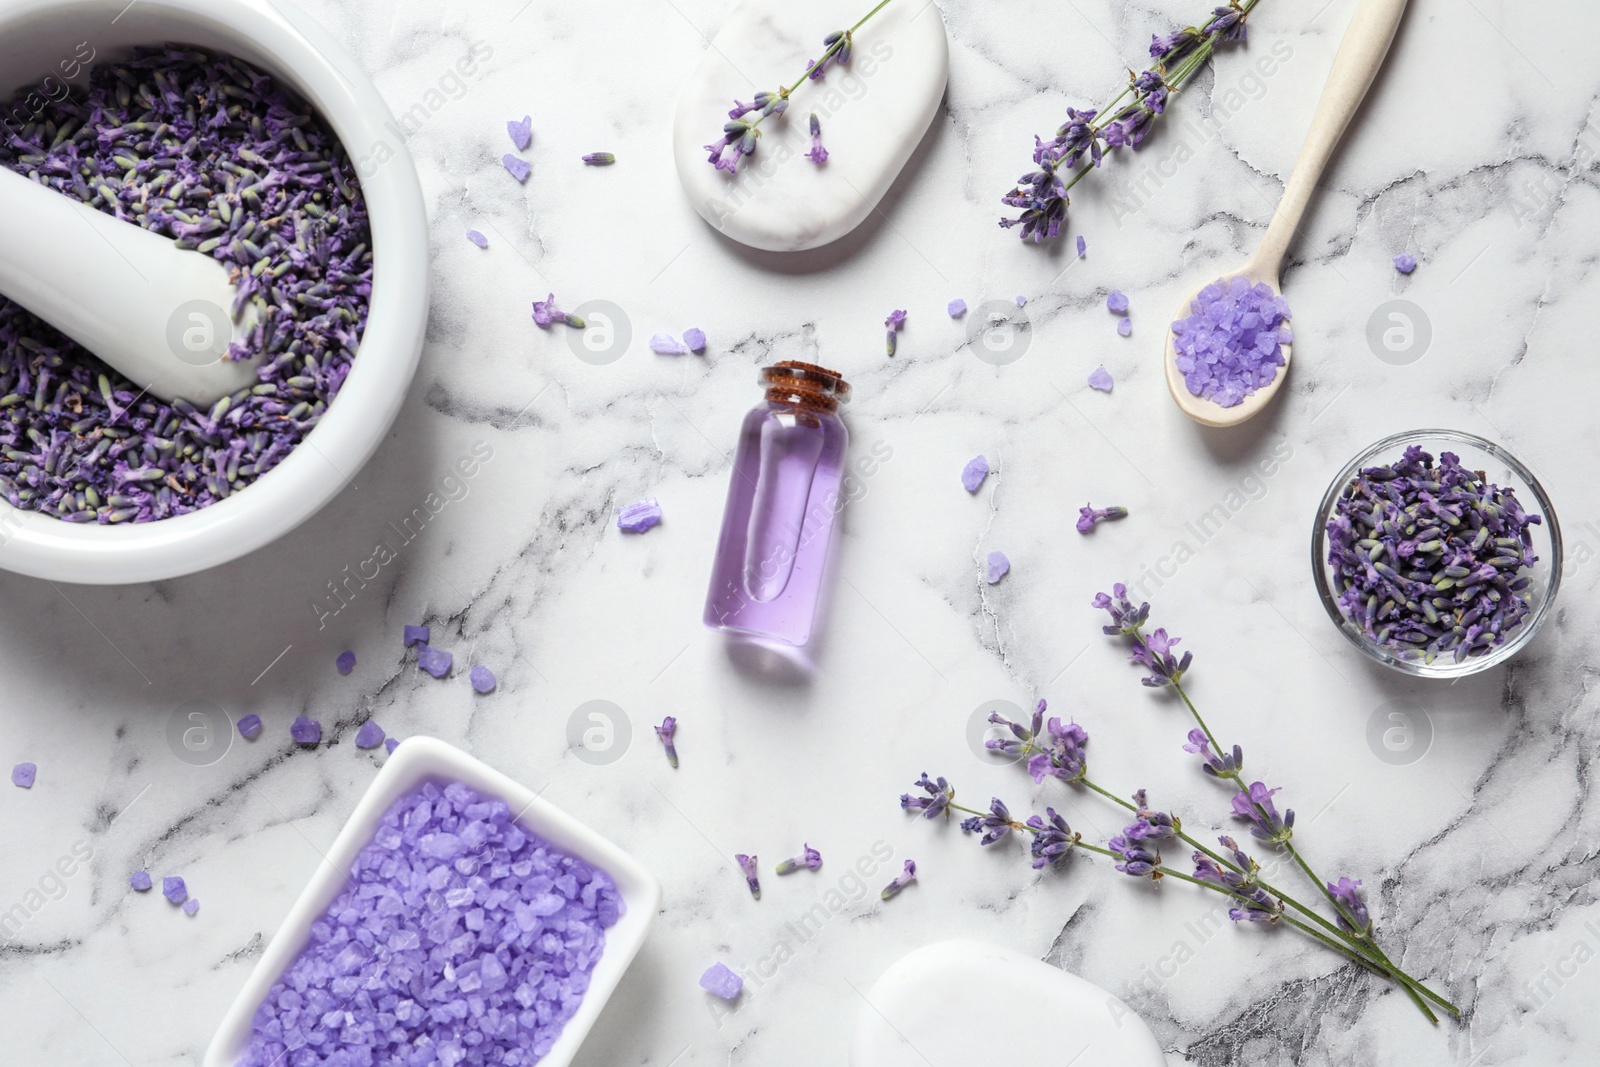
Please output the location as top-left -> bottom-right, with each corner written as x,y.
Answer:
1311,429 -> 1562,679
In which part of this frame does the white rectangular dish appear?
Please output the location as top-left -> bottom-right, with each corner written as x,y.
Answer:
203,736 -> 660,1067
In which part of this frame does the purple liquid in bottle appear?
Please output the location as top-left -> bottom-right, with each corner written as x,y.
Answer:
704,362 -> 851,647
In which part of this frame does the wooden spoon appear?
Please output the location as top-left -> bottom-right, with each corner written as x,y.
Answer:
1165,0 -> 1410,428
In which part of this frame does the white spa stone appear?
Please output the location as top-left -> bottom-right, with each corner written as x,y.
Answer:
672,0 -> 949,251
850,940 -> 1166,1067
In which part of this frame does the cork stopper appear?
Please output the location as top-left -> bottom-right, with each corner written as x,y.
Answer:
761,361 -> 850,413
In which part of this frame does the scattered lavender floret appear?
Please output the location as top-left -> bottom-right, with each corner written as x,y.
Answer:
403,624 -> 430,647
700,962 -> 743,1000
507,115 -> 533,150
650,333 -> 689,355
502,154 -> 531,182
0,48 -> 373,523
1393,252 -> 1417,275
470,665 -> 497,694
1117,316 -> 1132,337
1325,445 -> 1541,663
354,721 -> 385,749
182,898 -> 200,916
655,716 -> 678,769
1077,236 -> 1087,257
290,716 -> 322,745
1170,276 -> 1292,408
417,645 -> 452,679
684,328 -> 707,353
775,844 -> 822,875
130,871 -> 153,892
336,650 -> 356,675
237,714 -> 263,740
11,762 -> 35,788
466,229 -> 489,249
532,293 -> 585,329
238,780 -> 624,1067
1106,290 -> 1129,314
162,876 -> 187,904
617,499 -> 662,533
1088,365 -> 1114,392
880,860 -> 917,900
805,113 -> 828,164
735,854 -> 761,900
886,308 -> 907,357
947,299 -> 967,318
1077,504 -> 1128,533
985,550 -> 1010,584
383,737 -> 399,755
582,152 -> 616,166
961,455 -> 989,492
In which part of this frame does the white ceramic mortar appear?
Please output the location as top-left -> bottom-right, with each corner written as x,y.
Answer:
0,0 -> 428,583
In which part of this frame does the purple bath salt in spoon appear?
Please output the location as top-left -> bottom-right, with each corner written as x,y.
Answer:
1162,0 -> 1409,428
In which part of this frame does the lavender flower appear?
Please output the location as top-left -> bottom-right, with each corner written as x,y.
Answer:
1150,27 -> 1204,63
1328,876 -> 1372,934
1093,583 -> 1150,635
1076,504 -> 1128,533
1231,781 -> 1294,844
806,113 -> 828,164
999,152 -> 1070,243
1131,628 -> 1192,688
880,860 -> 917,900
901,773 -> 954,819
532,293 -> 585,329
1123,789 -> 1180,842
985,700 -> 1045,759
1108,832 -> 1162,879
735,853 -> 761,900
1025,808 -> 1079,868
1027,717 -> 1089,785
1204,4 -> 1249,43
810,30 -> 853,81
776,844 -> 823,875
1183,727 -> 1243,778
581,152 -> 616,166
959,797 -> 1016,846
655,716 -> 678,769
1194,835 -> 1282,922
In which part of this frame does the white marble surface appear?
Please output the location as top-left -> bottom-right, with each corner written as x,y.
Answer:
1,0 -> 1597,1064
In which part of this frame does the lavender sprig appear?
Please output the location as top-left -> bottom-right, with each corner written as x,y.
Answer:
1001,0 -> 1266,241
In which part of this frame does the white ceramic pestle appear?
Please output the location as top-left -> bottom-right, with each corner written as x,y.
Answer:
1164,0 -> 1410,428
0,164 -> 260,406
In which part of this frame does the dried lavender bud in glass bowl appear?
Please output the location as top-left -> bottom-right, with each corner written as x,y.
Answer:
1311,430 -> 1562,678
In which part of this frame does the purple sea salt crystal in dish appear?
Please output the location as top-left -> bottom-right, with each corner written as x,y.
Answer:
237,779 -> 625,1067
775,844 -> 823,875
1170,276 -> 1292,408
880,860 -> 917,900
0,48 -> 373,524
11,762 -> 35,788
162,876 -> 187,904
961,455 -> 990,492
354,721 -> 385,749
655,717 -> 678,769
507,115 -> 533,150
735,854 -> 761,900
416,644 -> 452,679
684,328 -> 707,353
985,550 -> 1010,584
650,333 -> 689,355
403,624 -> 430,647
701,962 -> 744,999
1393,252 -> 1417,274
470,665 -> 497,694
289,715 -> 322,745
237,714 -> 263,740
617,499 -> 663,533
182,898 -> 200,916
502,153 -> 532,182
1117,316 -> 1132,337
582,152 -> 616,166
130,870 -> 153,892
1077,504 -> 1128,533
335,650 -> 356,675
466,229 -> 489,249
1088,366 -> 1114,392
947,299 -> 967,318
1106,290 -> 1129,314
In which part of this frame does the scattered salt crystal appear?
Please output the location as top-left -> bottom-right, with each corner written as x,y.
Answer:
1015,295 -> 1027,307
403,624 -> 430,647
700,962 -> 744,1000
961,455 -> 989,492
466,230 -> 489,249
985,550 -> 1010,584
947,299 -> 967,318
417,645 -> 452,679
1393,252 -> 1417,274
237,714 -> 262,740
650,333 -> 689,355
617,499 -> 662,533
290,715 -> 322,745
507,115 -> 533,151
1088,366 -> 1114,392
336,650 -> 355,675
1077,236 -> 1087,257
355,721 -> 386,749
684,327 -> 707,353
11,762 -> 35,788
470,665 -> 497,694
182,898 -> 200,916
384,737 -> 400,755
162,876 -> 187,904
130,871 -> 152,892
1106,290 -> 1129,314
1117,316 -> 1132,337
502,154 -> 531,182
